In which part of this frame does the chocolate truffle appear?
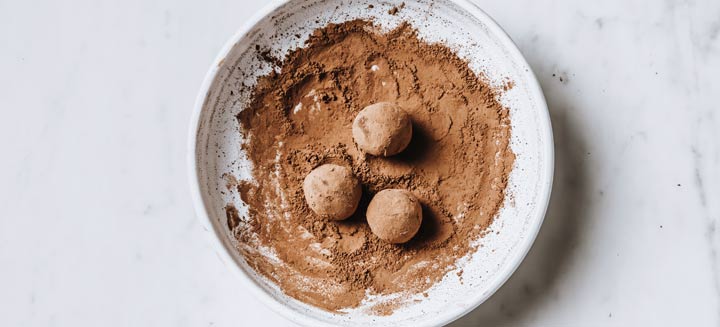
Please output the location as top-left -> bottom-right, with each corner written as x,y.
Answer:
303,164 -> 362,220
352,102 -> 412,156
366,189 -> 422,244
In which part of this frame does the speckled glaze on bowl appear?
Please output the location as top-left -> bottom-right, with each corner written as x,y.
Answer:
188,0 -> 553,326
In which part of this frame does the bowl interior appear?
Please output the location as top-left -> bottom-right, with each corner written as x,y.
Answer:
192,0 -> 552,326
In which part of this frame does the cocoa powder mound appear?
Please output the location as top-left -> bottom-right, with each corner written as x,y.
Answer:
229,20 -> 515,313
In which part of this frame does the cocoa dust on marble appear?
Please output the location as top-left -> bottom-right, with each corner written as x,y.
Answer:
227,20 -> 515,313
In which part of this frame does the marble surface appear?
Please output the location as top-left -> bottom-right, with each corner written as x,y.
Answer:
1,0 -> 719,326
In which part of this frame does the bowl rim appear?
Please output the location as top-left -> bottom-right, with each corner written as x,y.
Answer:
187,0 -> 554,326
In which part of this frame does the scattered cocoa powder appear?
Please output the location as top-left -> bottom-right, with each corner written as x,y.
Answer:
388,3 -> 405,15
228,20 -> 514,313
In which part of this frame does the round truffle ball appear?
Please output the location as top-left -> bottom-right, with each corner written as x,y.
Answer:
352,102 -> 412,157
303,164 -> 362,221
366,189 -> 423,244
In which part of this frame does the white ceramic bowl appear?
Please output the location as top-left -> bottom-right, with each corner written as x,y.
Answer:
188,0 -> 553,326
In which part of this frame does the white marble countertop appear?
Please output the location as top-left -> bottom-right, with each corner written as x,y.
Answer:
1,0 -> 719,326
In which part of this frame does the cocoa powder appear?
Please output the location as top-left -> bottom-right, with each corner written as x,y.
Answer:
229,20 -> 514,313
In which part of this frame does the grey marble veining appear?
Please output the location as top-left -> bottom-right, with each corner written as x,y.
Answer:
0,0 -> 719,326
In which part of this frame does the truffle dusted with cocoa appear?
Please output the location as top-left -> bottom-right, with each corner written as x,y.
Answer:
366,189 -> 423,244
303,164 -> 362,220
352,102 -> 413,157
